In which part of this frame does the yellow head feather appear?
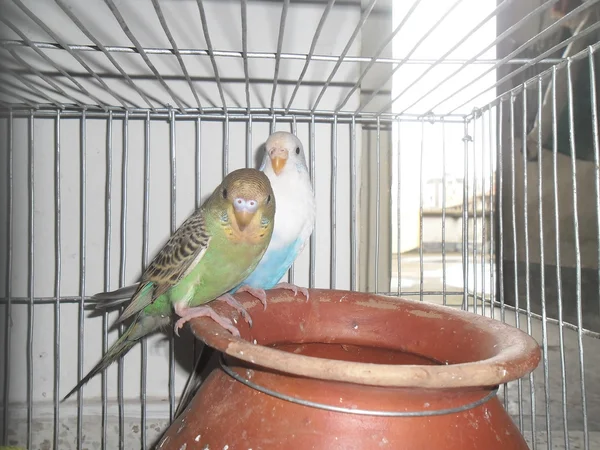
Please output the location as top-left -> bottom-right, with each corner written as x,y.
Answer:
206,168 -> 275,243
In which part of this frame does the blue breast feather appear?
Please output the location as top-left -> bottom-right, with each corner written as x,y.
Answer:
230,237 -> 305,292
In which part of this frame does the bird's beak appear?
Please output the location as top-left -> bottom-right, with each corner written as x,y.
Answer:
234,210 -> 255,231
269,148 -> 288,175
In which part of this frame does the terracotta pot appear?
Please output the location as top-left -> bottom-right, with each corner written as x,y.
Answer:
159,289 -> 540,450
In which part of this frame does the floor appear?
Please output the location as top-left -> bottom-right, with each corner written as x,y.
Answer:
392,252 -> 600,449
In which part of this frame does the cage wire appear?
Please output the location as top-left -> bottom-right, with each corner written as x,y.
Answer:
0,0 -> 599,449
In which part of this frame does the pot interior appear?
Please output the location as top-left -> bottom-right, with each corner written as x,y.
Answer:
272,342 -> 441,366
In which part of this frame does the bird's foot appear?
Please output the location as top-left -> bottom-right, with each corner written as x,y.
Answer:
235,285 -> 268,310
173,304 -> 240,337
216,293 -> 253,327
273,282 -> 309,301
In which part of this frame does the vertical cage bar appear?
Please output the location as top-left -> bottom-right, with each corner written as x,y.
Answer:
375,117 -> 380,294
480,113 -> 486,317
78,110 -> 87,450
141,111 -> 151,450
330,115 -> 337,289
269,0 -> 290,112
169,109 -> 177,421
288,115 -> 296,286
118,111 -> 129,450
566,59 -> 589,450
53,111 -> 62,450
350,116 -> 357,291
497,101 -> 508,410
488,107 -> 495,320
462,120 -> 469,311
102,112 -> 113,450
472,116 -> 478,314
26,111 -> 34,450
497,101 -> 505,322
441,118 -> 447,305
588,47 -> 600,349
396,119 -> 402,296
418,120 -> 424,302
309,115 -> 316,288
496,104 -> 506,408
223,113 -> 229,177
246,115 -> 252,169
241,0 -> 251,111
536,75 -> 552,449
388,122 -> 394,299
551,66 -> 570,449
196,117 -> 203,207
521,85 -> 537,449
2,110 -> 13,445
192,115 -> 203,379
509,93 -> 523,431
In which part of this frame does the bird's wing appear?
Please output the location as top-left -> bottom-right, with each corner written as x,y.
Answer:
118,211 -> 211,322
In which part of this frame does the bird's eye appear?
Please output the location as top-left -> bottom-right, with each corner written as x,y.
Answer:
266,194 -> 271,204
249,200 -> 256,207
222,188 -> 228,199
295,146 -> 300,154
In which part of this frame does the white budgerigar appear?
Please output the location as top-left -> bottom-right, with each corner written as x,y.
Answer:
229,130 -> 316,302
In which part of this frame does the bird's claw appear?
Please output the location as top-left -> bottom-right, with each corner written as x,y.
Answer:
174,319 -> 185,337
273,282 -> 310,302
216,293 -> 254,327
220,321 -> 241,337
236,285 -> 268,311
173,305 -> 241,337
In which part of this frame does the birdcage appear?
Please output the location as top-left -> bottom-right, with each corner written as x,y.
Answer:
1,0 -> 599,449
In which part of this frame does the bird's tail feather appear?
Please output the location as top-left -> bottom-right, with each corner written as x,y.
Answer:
61,313 -> 169,402
88,283 -> 140,310
61,328 -> 136,401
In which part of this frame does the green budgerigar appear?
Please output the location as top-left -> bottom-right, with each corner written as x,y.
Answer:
62,168 -> 275,401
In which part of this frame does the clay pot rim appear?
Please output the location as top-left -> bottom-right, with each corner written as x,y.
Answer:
190,289 -> 541,389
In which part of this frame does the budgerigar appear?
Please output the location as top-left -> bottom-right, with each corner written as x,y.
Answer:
62,168 -> 275,401
228,130 -> 316,303
174,131 -> 315,418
